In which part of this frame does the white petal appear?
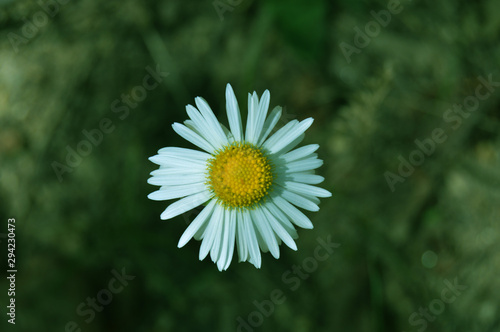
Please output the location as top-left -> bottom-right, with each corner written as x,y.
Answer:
267,118 -> 314,155
148,173 -> 206,186
172,123 -> 215,153
183,120 -> 215,148
149,154 -> 207,168
210,210 -> 225,263
236,210 -> 248,262
301,193 -> 321,205
217,209 -> 230,264
264,201 -> 298,239
148,182 -> 206,200
244,211 -> 262,268
261,205 -> 297,251
199,204 -> 224,260
150,167 -> 204,176
219,123 -> 235,142
193,217 -> 209,240
257,106 -> 282,146
160,191 -> 212,220
254,226 -> 269,253
251,208 -> 280,259
195,97 -> 229,147
280,144 -> 319,163
275,133 -> 305,156
213,212 -> 228,266
225,84 -> 243,142
280,188 -> 319,211
252,90 -> 270,144
285,158 -> 323,173
262,120 -> 298,151
246,92 -> 261,143
218,209 -> 236,271
148,173 -> 207,189
245,93 -> 257,143
157,147 -> 211,160
280,181 -> 332,198
281,173 -> 324,185
272,195 -> 314,229
183,119 -> 203,136
186,105 -> 225,150
178,200 -> 217,247
225,211 -> 237,270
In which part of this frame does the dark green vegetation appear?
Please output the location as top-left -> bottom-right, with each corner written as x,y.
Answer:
1,0 -> 499,331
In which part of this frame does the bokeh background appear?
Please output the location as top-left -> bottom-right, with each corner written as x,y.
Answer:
1,0 -> 500,331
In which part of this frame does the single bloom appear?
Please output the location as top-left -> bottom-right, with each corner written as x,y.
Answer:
148,84 -> 331,271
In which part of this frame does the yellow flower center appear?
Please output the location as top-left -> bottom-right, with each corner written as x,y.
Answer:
207,142 -> 273,209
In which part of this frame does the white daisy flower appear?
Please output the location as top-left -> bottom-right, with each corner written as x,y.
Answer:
148,84 -> 331,271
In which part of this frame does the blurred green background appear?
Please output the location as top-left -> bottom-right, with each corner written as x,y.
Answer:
1,0 -> 500,331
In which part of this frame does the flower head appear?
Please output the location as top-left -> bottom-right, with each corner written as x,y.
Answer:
148,84 -> 331,271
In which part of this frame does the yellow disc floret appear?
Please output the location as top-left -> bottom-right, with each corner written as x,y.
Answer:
207,142 -> 273,209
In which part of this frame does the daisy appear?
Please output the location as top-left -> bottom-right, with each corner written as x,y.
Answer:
148,84 -> 331,271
